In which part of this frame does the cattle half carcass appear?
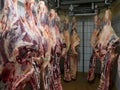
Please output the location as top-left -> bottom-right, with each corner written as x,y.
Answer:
87,14 -> 101,82
97,9 -> 120,90
61,16 -> 71,82
69,16 -> 80,80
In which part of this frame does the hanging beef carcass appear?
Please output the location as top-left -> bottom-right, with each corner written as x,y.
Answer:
69,16 -> 80,80
48,9 -> 63,90
54,14 -> 63,90
0,0 -> 19,69
87,15 -> 102,82
36,1 -> 54,90
37,3 -> 62,89
0,0 -> 33,89
0,0 -> 43,89
19,1 -> 44,89
61,16 -> 71,82
88,9 -> 120,90
0,1 -> 19,89
37,1 -> 52,60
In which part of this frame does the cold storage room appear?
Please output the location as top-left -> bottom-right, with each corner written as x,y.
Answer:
0,0 -> 120,90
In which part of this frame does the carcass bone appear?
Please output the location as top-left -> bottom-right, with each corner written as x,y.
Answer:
12,67 -> 34,90
32,60 -> 40,89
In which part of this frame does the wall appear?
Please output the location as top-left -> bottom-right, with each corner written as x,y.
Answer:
17,5 -> 25,16
112,12 -> 120,90
111,1 -> 120,89
75,18 -> 94,72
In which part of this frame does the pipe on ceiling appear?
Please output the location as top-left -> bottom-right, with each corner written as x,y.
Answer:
70,12 -> 97,16
61,0 -> 104,5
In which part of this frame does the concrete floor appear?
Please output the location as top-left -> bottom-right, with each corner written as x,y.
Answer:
24,72 -> 116,90
61,73 -> 116,90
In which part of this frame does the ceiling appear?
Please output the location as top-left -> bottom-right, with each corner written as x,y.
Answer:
0,0 -> 117,16
44,0 -> 116,16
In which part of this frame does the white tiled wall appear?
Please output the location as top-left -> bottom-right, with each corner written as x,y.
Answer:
17,5 -> 25,16
76,18 -> 94,72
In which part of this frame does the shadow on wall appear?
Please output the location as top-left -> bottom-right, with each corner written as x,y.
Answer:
0,0 -> 4,10
60,57 -> 64,74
